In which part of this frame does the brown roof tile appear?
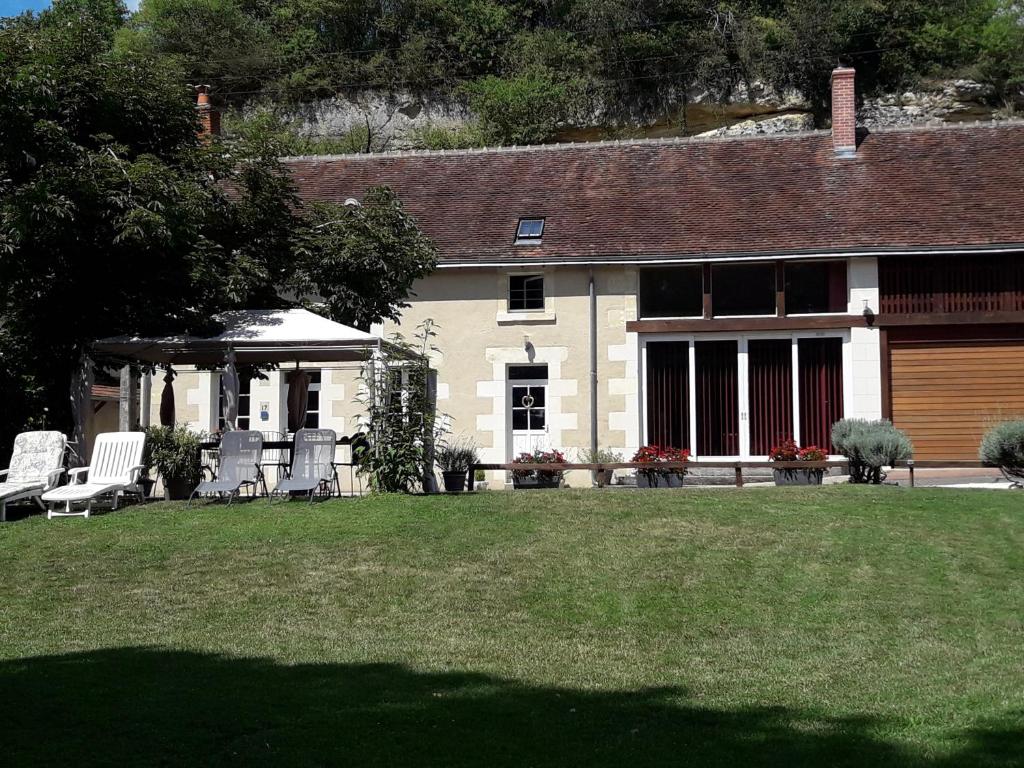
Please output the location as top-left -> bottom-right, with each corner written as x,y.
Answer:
285,122 -> 1024,265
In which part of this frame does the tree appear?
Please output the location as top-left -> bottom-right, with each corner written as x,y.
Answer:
0,0 -> 437,462
291,190 -> 438,330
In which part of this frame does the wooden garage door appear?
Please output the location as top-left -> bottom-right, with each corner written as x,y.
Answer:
891,342 -> 1024,460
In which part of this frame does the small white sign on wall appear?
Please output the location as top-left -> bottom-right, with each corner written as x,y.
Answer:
259,402 -> 270,422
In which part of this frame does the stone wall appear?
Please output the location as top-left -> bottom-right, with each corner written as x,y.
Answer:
259,78 -> 1015,149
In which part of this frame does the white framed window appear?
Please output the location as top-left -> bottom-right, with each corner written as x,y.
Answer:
509,274 -> 545,311
218,375 -> 251,430
304,371 -> 322,429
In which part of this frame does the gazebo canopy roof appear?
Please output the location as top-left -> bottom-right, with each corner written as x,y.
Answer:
94,309 -> 391,365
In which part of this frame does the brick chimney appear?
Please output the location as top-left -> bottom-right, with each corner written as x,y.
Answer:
831,67 -> 857,157
195,85 -> 221,139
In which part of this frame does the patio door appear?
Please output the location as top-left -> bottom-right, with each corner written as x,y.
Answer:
643,334 -> 845,457
507,365 -> 549,459
747,339 -> 794,455
695,340 -> 739,456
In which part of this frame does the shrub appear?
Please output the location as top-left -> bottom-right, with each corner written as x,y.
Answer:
979,420 -> 1024,472
576,447 -> 623,464
143,425 -> 202,488
831,419 -> 913,484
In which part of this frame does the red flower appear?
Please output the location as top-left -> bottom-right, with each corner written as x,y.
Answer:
768,439 -> 800,462
798,446 -> 827,462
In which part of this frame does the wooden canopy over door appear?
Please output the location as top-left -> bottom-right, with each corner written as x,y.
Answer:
890,340 -> 1024,460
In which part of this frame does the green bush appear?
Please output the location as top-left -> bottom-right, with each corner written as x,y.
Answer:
979,420 -> 1024,470
831,419 -> 913,484
143,425 -> 202,487
461,72 -> 579,146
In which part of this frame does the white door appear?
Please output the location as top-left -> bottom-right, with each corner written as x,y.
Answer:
509,381 -> 549,458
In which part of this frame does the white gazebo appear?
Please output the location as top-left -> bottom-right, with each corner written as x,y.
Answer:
92,308 -> 408,431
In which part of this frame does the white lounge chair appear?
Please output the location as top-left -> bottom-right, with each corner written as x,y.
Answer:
272,428 -> 338,502
42,432 -> 146,518
0,431 -> 67,522
189,430 -> 266,505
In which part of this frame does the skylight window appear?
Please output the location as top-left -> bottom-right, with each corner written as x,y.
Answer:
516,218 -> 545,244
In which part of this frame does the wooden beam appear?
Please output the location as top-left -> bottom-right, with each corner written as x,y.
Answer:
627,316 -> 868,333
879,328 -> 892,421
775,261 -> 785,317
702,263 -> 712,319
877,312 -> 1024,327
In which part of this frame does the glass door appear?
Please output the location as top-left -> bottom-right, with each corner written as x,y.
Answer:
507,365 -> 549,459
644,334 -> 845,458
695,340 -> 739,456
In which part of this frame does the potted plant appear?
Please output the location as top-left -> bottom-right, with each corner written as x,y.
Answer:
435,437 -> 479,493
473,468 -> 488,491
144,425 -> 203,500
512,449 -> 565,489
577,447 -> 623,486
633,445 -> 689,488
768,439 -> 826,485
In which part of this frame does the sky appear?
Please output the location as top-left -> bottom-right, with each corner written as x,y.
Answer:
0,0 -> 140,14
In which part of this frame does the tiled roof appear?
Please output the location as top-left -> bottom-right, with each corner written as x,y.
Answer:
91,385 -> 120,401
285,122 -> 1024,265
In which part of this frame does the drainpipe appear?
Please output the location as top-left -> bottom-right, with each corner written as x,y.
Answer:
589,270 -> 598,466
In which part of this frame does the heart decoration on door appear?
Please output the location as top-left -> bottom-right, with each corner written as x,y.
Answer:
521,394 -> 535,408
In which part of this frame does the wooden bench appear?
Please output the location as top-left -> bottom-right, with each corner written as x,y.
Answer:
467,461 -> 849,490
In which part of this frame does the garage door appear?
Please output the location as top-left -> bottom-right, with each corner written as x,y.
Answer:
891,342 -> 1024,460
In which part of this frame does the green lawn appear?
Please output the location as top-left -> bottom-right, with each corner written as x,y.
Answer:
1,487 -> 1022,767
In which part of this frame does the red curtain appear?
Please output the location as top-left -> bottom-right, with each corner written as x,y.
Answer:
748,340 -> 793,455
645,342 -> 689,451
799,338 -> 844,452
696,341 -> 738,456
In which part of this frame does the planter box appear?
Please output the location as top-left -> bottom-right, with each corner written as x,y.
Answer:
442,471 -> 467,493
512,473 -> 562,489
636,472 -> 686,488
773,468 -> 824,486
163,477 -> 194,500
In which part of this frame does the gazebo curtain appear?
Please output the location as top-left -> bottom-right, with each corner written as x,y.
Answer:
287,370 -> 311,433
159,368 -> 176,427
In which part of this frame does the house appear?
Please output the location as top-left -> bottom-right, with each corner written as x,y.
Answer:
157,67 -> 1024,483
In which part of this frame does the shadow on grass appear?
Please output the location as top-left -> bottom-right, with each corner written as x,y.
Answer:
2,649 -> 1021,767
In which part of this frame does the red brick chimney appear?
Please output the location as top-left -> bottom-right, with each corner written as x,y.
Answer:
831,67 -> 857,157
195,85 -> 221,139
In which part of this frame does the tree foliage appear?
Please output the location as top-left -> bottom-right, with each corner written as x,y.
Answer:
0,0 -> 438,459
107,0 -> 1024,134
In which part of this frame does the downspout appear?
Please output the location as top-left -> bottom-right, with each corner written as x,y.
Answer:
589,270 -> 598,466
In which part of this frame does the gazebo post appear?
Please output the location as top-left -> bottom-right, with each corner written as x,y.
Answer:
118,365 -> 139,431
140,371 -> 152,428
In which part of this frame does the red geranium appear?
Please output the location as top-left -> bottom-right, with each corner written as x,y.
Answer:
768,439 -> 800,462
798,446 -> 827,462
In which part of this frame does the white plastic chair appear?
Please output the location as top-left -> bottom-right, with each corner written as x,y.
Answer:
42,432 -> 146,518
0,431 -> 67,522
189,430 -> 266,505
272,429 -> 338,502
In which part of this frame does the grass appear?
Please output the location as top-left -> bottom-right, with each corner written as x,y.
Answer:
1,486 -> 1022,766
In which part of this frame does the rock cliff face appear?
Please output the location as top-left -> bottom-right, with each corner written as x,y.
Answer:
262,78 -> 1014,149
